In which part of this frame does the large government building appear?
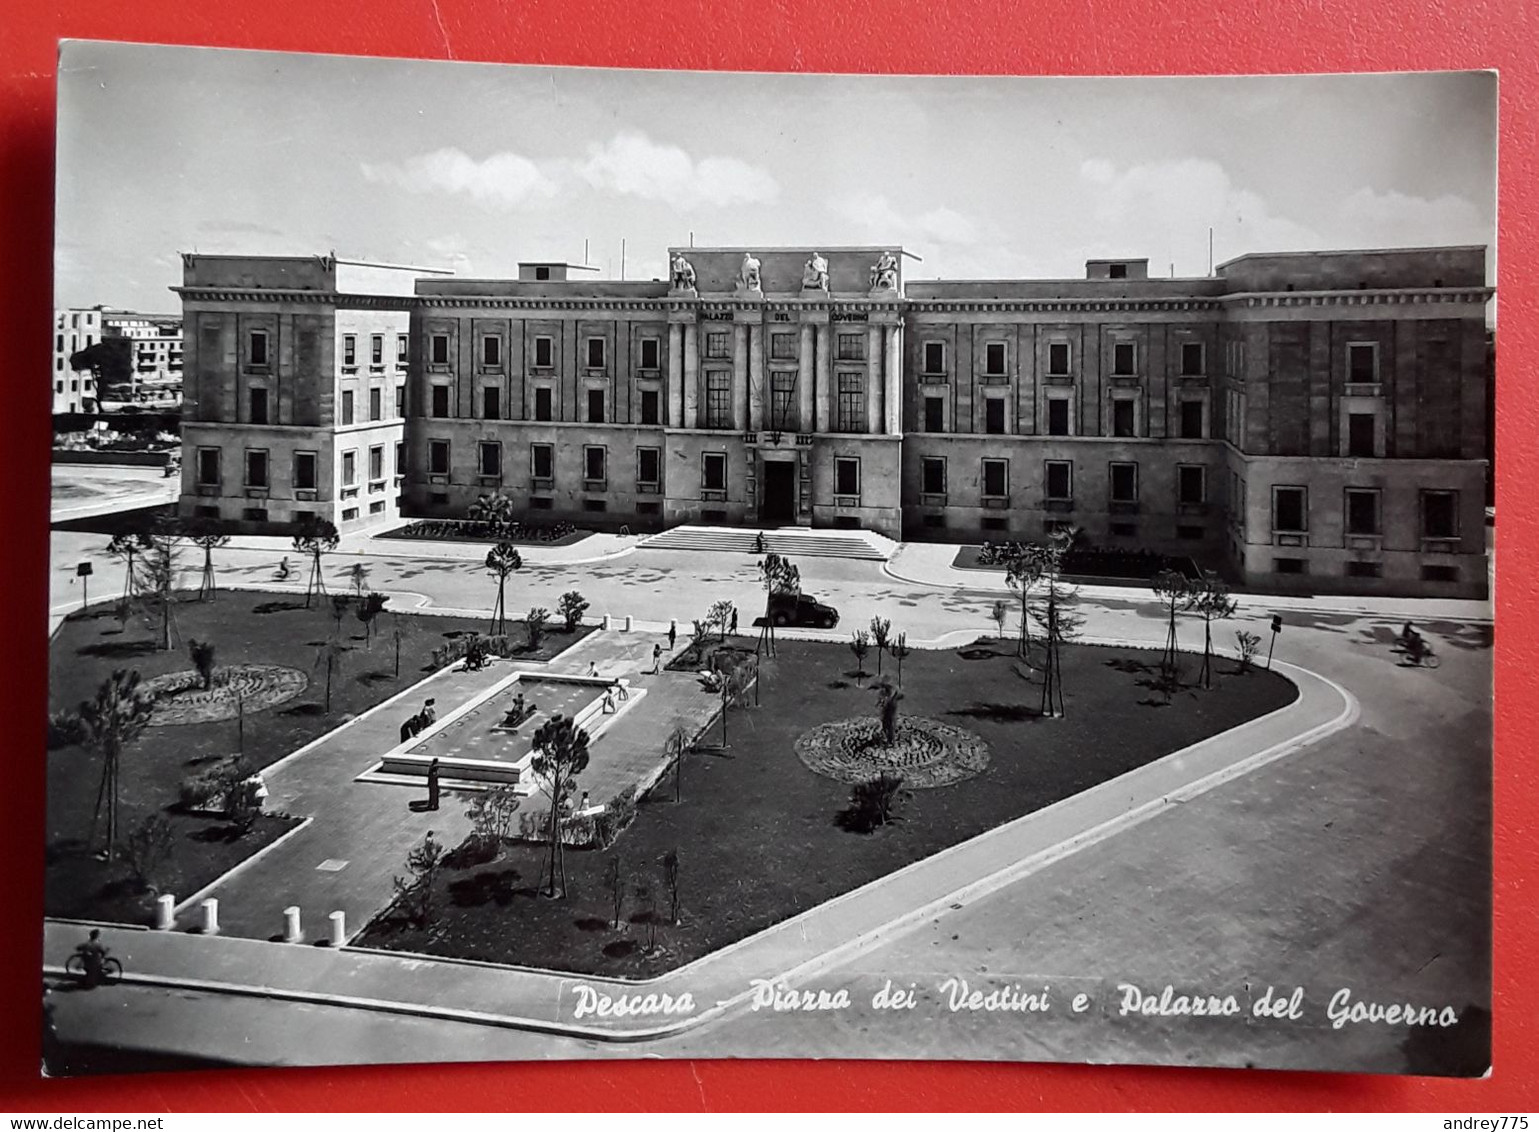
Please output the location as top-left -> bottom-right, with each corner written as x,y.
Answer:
173,243 -> 1492,598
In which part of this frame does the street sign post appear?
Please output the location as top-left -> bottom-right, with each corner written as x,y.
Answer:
76,561 -> 93,610
1267,614 -> 1282,670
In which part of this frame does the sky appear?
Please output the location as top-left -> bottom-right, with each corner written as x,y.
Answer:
54,42 -> 1497,312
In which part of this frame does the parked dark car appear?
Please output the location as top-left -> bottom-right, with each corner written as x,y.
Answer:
769,593 -> 840,628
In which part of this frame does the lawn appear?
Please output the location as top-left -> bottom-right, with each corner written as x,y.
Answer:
45,588 -> 585,924
357,637 -> 1296,978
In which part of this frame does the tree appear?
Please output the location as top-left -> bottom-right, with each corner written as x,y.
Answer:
1188,574 -> 1239,689
122,813 -> 175,893
1152,569 -> 1194,688
890,632 -> 911,687
468,492 -> 515,532
356,592 -> 390,645
1005,547 -> 1046,661
991,599 -> 1009,642
347,563 -> 371,600
530,713 -> 591,899
79,669 -> 155,863
186,523 -> 230,601
105,532 -> 152,610
292,517 -> 340,608
841,774 -> 906,833
524,606 -> 550,652
558,590 -> 591,634
848,629 -> 871,684
707,600 -> 735,643
187,638 -> 217,691
1029,531 -> 1085,718
869,616 -> 892,676
756,553 -> 801,657
688,618 -> 712,666
329,593 -> 352,635
392,831 -> 447,929
662,848 -> 682,926
1235,630 -> 1262,674
873,675 -> 903,745
484,543 -> 523,636
389,616 -> 411,679
605,855 -> 625,929
69,337 -> 133,402
666,720 -> 693,803
313,627 -> 350,713
465,783 -> 521,852
137,531 -> 184,651
633,881 -> 660,954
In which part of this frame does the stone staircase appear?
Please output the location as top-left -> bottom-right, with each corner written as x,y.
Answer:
637,524 -> 896,561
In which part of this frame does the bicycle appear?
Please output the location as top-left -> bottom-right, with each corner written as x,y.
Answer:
65,953 -> 123,986
1393,639 -> 1441,668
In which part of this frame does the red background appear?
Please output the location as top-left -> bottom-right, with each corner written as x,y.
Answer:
1,0 -> 1533,1112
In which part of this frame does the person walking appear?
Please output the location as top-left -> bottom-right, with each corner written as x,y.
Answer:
426,758 -> 441,811
668,622 -> 677,651
420,698 -> 437,727
400,715 -> 415,744
729,606 -> 739,635
651,642 -> 663,674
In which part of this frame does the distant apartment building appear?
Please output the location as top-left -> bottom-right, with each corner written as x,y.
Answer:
172,254 -> 450,533
52,307 -> 185,412
52,307 -> 103,413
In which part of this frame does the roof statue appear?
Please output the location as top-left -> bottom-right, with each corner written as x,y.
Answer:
802,251 -> 829,291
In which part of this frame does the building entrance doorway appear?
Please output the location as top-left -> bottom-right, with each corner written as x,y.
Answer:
759,460 -> 797,525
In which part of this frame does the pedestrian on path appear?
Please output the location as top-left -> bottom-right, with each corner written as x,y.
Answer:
730,606 -> 739,635
587,661 -> 599,678
651,642 -> 662,673
421,698 -> 437,727
668,622 -> 677,650
426,758 -> 441,811
400,716 -> 414,744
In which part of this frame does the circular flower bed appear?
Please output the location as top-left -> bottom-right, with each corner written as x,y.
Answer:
794,716 -> 991,788
142,664 -> 309,726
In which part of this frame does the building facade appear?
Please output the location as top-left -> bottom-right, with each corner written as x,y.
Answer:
52,307 -> 102,413
174,244 -> 1492,598
100,312 -> 184,407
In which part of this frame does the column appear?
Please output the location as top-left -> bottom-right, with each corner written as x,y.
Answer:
682,323 -> 699,428
815,324 -> 832,432
885,324 -> 903,435
732,323 -> 749,432
867,325 -> 884,434
667,324 -> 684,427
797,324 -> 815,433
748,323 -> 765,431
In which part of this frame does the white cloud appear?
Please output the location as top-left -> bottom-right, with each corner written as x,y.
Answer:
1334,187 -> 1489,249
576,132 -> 778,209
831,193 -> 981,249
360,148 -> 557,209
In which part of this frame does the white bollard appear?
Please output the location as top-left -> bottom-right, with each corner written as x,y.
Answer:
200,898 -> 220,936
154,894 -> 176,931
624,614 -> 634,632
602,614 -> 613,631
329,910 -> 347,947
283,906 -> 303,943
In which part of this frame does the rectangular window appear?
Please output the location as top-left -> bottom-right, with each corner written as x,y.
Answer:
1112,341 -> 1136,376
587,388 -> 605,424
428,440 -> 449,476
982,458 -> 1009,499
429,386 -> 448,418
924,396 -> 945,432
1047,342 -> 1071,376
1179,399 -> 1205,439
395,384 -> 405,417
1345,560 -> 1382,578
1274,557 -> 1307,575
249,330 -> 269,367
640,388 -> 660,425
1422,564 -> 1459,582
341,389 -> 355,425
584,445 -> 607,483
921,456 -> 946,495
771,332 -> 796,361
1181,341 -> 1205,376
1421,490 -> 1459,539
924,341 -> 946,375
482,335 -> 501,367
836,371 -> 866,432
834,457 -> 860,496
984,397 -> 1006,434
396,334 -> 409,365
293,451 -> 317,491
197,448 -> 221,486
1047,397 -> 1071,436
984,341 -> 1007,376
481,385 -> 501,420
342,335 -> 357,367
250,387 -> 269,425
1348,412 -> 1377,458
705,372 -> 731,429
586,337 -> 606,369
369,387 -> 382,421
1044,460 -> 1072,501
637,447 -> 661,486
371,335 -> 384,366
640,337 -> 661,370
770,371 -> 796,429
706,331 -> 729,359
478,442 -> 501,478
1178,465 -> 1206,505
369,445 -> 384,481
1348,343 -> 1378,383
1111,398 -> 1136,438
837,333 -> 864,362
1346,488 -> 1381,535
534,336 -> 553,368
341,450 -> 357,486
534,387 -> 553,421
531,443 -> 553,480
702,452 -> 727,491
1109,462 -> 1138,504
430,334 -> 449,366
246,449 -> 269,488
395,441 -> 405,475
1273,486 -> 1308,533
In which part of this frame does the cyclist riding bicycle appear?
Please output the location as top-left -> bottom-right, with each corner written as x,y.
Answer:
71,929 -> 110,987
275,556 -> 292,581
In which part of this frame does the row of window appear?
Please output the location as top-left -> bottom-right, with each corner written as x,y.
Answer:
341,333 -> 410,371
919,393 -> 1208,438
916,456 -> 1204,506
428,333 -> 662,372
918,339 -> 1206,379
196,443 -> 405,492
1269,485 -> 1460,540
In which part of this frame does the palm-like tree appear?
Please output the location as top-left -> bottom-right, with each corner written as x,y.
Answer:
79,669 -> 155,862
468,492 -> 516,532
530,713 -> 591,899
485,543 -> 523,636
187,524 -> 231,601
1005,547 -> 1046,661
292,518 -> 340,608
105,532 -> 152,610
